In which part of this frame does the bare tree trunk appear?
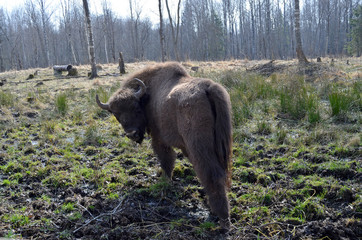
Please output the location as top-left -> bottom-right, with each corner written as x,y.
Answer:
250,0 -> 256,59
61,0 -> 78,65
294,0 -> 309,64
223,0 -> 230,58
265,0 -> 272,59
104,35 -> 109,63
238,0 -> 244,58
38,0 -> 51,66
158,0 -> 166,62
82,0 -> 98,78
0,38 -> 4,72
165,0 -> 181,61
119,52 -> 125,74
129,0 -> 141,60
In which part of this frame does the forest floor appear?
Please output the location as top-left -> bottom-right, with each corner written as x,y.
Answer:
0,58 -> 361,239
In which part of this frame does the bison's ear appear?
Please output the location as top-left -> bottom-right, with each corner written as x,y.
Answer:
133,78 -> 146,99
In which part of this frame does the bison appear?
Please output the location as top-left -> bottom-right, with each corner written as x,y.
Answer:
96,62 -> 232,230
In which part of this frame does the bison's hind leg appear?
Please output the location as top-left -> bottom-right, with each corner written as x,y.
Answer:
152,140 -> 176,179
187,146 -> 231,230
206,177 -> 230,230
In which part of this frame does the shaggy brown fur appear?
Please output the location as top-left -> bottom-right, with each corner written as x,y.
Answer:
97,62 -> 232,229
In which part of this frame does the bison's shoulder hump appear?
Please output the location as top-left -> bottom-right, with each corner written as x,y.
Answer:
164,62 -> 189,77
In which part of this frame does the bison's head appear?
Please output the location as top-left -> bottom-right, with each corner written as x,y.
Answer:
96,78 -> 147,144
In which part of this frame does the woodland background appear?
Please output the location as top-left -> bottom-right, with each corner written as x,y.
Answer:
0,0 -> 361,72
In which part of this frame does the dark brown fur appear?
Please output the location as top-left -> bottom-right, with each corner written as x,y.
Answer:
100,62 -> 232,229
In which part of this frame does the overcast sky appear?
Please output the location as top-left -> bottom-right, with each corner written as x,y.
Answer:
0,0 -> 181,24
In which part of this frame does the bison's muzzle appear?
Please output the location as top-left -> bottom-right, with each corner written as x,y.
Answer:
125,129 -> 143,143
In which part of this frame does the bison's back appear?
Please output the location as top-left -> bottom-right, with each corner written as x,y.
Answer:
153,78 -> 232,180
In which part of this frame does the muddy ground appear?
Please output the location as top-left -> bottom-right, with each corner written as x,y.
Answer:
0,59 -> 361,239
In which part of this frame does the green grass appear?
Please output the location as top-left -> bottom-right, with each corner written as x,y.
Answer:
256,120 -> 272,135
82,123 -> 104,146
0,90 -> 14,106
328,82 -> 361,119
62,202 -> 75,212
289,198 -> 325,221
329,91 -> 353,116
55,92 -> 68,116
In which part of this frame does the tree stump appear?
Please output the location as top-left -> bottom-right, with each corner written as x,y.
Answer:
26,74 -> 34,80
0,79 -> 6,86
191,66 -> 199,72
119,52 -> 126,74
67,68 -> 78,76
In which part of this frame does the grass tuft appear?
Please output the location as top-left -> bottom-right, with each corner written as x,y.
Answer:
55,93 -> 68,116
0,90 -> 14,107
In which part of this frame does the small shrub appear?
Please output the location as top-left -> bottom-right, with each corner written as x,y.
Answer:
71,109 -> 83,123
279,88 -> 307,120
329,91 -> 351,117
55,93 -> 68,116
278,76 -> 321,122
256,121 -> 272,135
306,94 -> 321,124
0,90 -> 14,106
275,128 -> 288,144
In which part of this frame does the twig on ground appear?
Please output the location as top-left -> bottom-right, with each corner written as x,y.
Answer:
73,197 -> 125,233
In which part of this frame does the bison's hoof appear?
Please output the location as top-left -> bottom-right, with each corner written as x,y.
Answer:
220,218 -> 230,232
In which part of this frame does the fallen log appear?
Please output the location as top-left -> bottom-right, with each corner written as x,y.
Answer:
53,65 -> 73,75
53,65 -> 72,71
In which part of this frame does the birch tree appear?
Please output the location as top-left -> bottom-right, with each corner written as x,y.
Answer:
158,0 -> 166,61
82,0 -> 98,78
294,0 -> 309,63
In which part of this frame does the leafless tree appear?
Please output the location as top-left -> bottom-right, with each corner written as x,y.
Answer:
102,0 -> 116,63
36,0 -> 51,66
82,0 -> 98,78
158,0 -> 166,62
294,0 -> 309,64
60,0 -> 78,64
165,0 -> 182,61
0,0 -> 360,72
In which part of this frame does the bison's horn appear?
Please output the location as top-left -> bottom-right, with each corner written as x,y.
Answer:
133,78 -> 146,99
96,95 -> 110,111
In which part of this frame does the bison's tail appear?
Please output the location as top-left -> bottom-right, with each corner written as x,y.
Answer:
207,83 -> 233,189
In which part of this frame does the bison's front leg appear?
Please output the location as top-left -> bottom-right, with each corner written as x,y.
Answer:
152,139 -> 176,179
